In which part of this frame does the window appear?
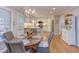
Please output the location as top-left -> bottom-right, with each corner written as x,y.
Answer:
0,8 -> 11,40
16,13 -> 25,36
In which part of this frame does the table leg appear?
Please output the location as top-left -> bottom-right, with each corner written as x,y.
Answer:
25,44 -> 38,53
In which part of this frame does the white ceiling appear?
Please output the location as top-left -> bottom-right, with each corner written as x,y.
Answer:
8,6 -> 76,16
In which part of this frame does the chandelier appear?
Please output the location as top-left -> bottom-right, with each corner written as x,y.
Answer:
25,8 -> 36,22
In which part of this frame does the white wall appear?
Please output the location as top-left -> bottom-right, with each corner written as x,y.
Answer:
59,15 -> 65,35
54,16 -> 60,35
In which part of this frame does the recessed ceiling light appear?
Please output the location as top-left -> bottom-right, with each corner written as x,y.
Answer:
28,8 -> 31,12
32,9 -> 36,14
25,10 -> 27,13
52,8 -> 56,10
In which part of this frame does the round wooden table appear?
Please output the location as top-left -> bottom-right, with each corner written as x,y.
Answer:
24,38 -> 41,53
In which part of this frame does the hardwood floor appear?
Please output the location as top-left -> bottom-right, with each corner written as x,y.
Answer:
49,35 -> 79,53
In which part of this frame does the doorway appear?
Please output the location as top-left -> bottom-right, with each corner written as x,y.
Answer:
52,20 -> 54,32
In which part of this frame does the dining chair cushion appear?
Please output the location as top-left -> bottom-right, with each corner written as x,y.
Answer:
3,31 -> 14,40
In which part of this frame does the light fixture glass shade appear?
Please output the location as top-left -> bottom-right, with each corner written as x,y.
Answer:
52,8 -> 56,10
32,9 -> 36,14
25,10 -> 27,13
